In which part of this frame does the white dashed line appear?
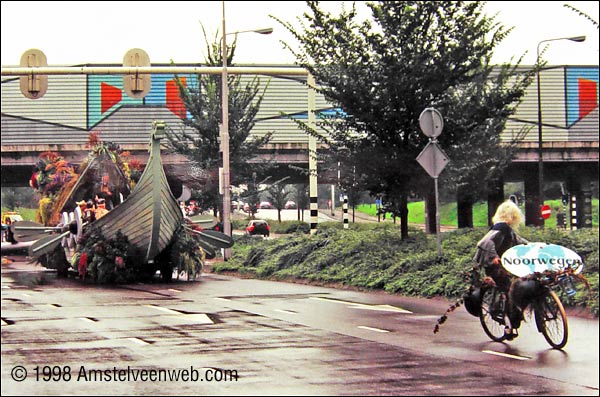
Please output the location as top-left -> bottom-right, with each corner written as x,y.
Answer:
274,309 -> 297,315
358,326 -> 390,333
127,337 -> 149,346
482,350 -> 531,360
144,305 -> 181,315
309,297 -> 412,313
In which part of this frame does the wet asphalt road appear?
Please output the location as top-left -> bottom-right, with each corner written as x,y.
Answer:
1,257 -> 598,396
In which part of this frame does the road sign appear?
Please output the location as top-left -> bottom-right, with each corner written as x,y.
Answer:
416,141 -> 450,178
541,204 -> 552,220
419,108 -> 444,138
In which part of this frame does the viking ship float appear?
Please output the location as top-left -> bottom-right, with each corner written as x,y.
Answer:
88,121 -> 183,265
9,121 -> 233,282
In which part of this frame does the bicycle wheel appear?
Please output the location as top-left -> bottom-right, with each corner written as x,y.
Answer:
479,287 -> 506,342
535,290 -> 568,349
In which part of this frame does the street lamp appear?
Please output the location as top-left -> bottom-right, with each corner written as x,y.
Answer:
221,1 -> 272,259
535,35 -> 585,226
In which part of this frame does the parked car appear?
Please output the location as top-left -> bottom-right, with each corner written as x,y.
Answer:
284,200 -> 297,209
1,211 -> 23,243
208,221 -> 232,233
245,219 -> 270,237
259,201 -> 273,209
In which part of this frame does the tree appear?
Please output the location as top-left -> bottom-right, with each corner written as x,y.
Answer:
267,178 -> 291,223
564,3 -> 599,29
274,1 -> 533,238
294,183 -> 309,221
165,26 -> 274,218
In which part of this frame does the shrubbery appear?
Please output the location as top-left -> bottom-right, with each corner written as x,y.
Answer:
214,223 -> 599,316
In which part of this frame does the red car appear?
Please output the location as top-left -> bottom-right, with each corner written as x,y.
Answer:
245,220 -> 270,237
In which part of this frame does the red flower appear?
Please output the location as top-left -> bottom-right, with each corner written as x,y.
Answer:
115,256 -> 125,269
30,172 -> 39,189
78,252 -> 88,278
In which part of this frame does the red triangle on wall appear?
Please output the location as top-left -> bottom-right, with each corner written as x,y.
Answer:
101,82 -> 122,114
578,78 -> 598,120
166,77 -> 187,119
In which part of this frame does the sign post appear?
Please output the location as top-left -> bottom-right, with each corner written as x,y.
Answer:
417,108 -> 450,256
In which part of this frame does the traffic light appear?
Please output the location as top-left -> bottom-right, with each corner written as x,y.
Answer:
123,48 -> 151,99
19,49 -> 48,99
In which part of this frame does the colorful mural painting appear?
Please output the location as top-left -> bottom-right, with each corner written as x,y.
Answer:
566,67 -> 599,127
87,74 -> 197,129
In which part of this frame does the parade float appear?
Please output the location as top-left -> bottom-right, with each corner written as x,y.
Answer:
14,121 -> 232,283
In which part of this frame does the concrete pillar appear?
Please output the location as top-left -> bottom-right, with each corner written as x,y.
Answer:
524,171 -> 542,227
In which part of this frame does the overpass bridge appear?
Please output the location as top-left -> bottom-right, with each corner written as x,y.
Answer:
1,63 -> 598,227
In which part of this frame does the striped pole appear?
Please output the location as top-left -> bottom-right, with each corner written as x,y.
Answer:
308,73 -> 318,234
343,195 -> 349,229
570,195 -> 577,230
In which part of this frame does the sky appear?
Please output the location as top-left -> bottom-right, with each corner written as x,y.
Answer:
1,1 -> 598,67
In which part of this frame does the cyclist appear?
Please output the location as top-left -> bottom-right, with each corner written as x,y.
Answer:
473,200 -> 528,339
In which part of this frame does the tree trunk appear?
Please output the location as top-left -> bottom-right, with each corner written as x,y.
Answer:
456,187 -> 473,228
400,193 -> 409,239
425,187 -> 436,234
487,178 -> 504,227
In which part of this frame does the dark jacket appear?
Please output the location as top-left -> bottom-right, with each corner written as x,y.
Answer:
473,222 -> 528,269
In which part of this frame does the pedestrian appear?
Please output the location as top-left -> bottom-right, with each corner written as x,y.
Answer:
3,217 -> 17,244
556,207 -> 566,229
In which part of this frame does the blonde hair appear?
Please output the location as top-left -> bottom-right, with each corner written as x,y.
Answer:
492,200 -> 524,229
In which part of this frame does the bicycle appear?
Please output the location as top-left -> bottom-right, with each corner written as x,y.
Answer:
478,269 -> 574,349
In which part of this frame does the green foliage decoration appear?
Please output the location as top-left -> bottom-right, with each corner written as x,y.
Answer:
171,227 -> 205,280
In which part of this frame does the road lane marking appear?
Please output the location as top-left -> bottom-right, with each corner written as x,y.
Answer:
168,288 -> 181,293
144,305 -> 181,315
349,303 -> 412,313
482,350 -> 531,360
127,337 -> 150,346
358,326 -> 390,333
78,317 -> 97,323
165,314 -> 214,324
274,309 -> 297,315
214,297 -> 231,301
309,297 -> 412,313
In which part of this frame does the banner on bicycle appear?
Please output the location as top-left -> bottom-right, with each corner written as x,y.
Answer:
501,243 -> 584,277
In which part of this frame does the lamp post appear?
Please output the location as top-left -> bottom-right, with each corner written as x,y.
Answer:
535,35 -> 585,227
221,1 -> 272,259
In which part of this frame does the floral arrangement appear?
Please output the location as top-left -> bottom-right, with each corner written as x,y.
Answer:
30,132 -> 142,225
71,226 -> 142,284
30,151 -> 76,196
